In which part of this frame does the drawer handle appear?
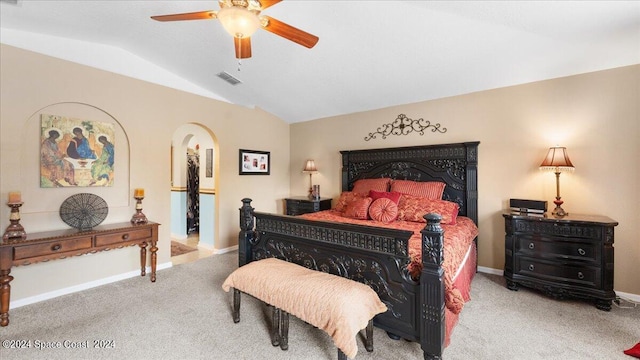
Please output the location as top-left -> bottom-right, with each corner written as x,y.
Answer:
577,272 -> 584,279
528,264 -> 535,271
51,244 -> 62,251
122,234 -> 130,240
578,248 -> 586,256
528,243 -> 535,250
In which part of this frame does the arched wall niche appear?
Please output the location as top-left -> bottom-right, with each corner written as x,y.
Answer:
19,102 -> 131,232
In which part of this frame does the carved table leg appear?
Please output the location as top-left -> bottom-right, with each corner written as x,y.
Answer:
279,310 -> 289,351
338,349 -> 347,360
233,289 -> 241,323
365,319 -> 374,352
270,306 -> 280,346
0,269 -> 13,327
150,239 -> 158,282
139,242 -> 147,277
506,279 -> 519,291
595,299 -> 612,311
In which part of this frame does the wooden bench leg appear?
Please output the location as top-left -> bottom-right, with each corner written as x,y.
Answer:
232,288 -> 241,323
270,306 -> 280,347
365,318 -> 374,352
279,310 -> 289,351
338,349 -> 347,360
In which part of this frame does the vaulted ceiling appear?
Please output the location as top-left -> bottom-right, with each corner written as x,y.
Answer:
1,1 -> 639,123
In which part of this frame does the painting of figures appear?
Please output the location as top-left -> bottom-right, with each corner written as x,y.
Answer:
40,114 -> 115,188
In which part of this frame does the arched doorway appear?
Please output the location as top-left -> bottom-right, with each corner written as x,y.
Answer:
170,124 -> 218,260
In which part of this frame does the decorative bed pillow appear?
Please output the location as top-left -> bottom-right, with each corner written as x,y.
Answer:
397,195 -> 460,225
342,197 -> 373,220
351,178 -> 391,195
390,180 -> 446,200
334,191 -> 365,212
368,190 -> 401,204
368,198 -> 398,223
625,342 -> 640,358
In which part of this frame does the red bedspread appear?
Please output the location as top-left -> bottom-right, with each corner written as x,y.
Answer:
299,210 -> 479,314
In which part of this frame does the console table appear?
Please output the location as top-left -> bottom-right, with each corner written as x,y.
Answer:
0,221 -> 159,326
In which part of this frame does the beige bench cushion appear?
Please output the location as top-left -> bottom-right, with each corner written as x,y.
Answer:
222,257 -> 387,359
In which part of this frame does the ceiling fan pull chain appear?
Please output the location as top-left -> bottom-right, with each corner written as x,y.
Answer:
238,59 -> 242,71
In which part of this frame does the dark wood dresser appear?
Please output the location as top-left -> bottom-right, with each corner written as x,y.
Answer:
285,197 -> 332,216
503,213 -> 618,310
0,221 -> 159,326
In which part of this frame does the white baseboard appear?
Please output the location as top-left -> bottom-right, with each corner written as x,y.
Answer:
616,290 -> 640,303
171,233 -> 188,240
10,261 -> 173,309
477,266 -> 640,303
213,245 -> 238,254
477,266 -> 503,276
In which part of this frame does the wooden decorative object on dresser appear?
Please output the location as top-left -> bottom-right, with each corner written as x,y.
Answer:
0,221 -> 159,326
285,197 -> 332,216
503,213 -> 618,310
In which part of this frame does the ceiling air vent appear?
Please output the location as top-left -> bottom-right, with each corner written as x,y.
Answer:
216,71 -> 242,86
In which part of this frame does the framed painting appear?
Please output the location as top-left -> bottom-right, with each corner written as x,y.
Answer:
239,149 -> 270,175
40,114 -> 115,187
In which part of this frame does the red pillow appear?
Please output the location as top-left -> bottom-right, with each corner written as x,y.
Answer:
342,197 -> 373,220
368,190 -> 401,204
368,198 -> 398,223
352,178 -> 391,195
625,342 -> 640,358
390,180 -> 446,200
334,192 -> 365,212
397,195 -> 460,225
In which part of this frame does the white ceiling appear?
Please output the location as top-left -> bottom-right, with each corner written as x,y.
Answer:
1,1 -> 639,124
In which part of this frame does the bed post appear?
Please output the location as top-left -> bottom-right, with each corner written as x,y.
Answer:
238,198 -> 256,267
419,213 -> 445,360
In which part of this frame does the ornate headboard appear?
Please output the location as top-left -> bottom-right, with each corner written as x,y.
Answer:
340,141 -> 480,225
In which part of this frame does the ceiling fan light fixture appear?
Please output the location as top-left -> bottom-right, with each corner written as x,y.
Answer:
217,6 -> 260,38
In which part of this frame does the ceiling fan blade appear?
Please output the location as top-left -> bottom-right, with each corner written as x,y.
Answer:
151,10 -> 217,22
259,0 -> 282,10
261,15 -> 319,49
234,37 -> 252,59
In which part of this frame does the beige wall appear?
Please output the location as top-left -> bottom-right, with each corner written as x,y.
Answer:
0,44 -> 290,301
291,65 -> 640,295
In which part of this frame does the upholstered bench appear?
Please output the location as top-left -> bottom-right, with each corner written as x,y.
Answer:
222,257 -> 387,359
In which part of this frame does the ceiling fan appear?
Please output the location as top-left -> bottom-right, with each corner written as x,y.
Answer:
151,0 -> 319,59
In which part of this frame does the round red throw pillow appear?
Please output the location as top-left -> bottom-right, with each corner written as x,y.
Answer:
368,198 -> 398,223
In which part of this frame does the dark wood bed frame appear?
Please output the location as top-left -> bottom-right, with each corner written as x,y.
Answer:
239,141 -> 479,359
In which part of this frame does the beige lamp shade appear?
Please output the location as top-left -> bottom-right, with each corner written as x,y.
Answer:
303,160 -> 318,173
539,146 -> 574,172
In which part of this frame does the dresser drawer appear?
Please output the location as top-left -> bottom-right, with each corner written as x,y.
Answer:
95,228 -> 152,246
14,236 -> 93,260
513,219 -> 603,240
515,257 -> 600,289
516,235 -> 599,263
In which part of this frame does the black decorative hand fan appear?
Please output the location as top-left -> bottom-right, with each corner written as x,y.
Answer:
59,193 -> 108,230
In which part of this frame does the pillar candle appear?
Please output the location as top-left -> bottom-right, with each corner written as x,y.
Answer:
134,188 -> 145,198
8,191 -> 21,203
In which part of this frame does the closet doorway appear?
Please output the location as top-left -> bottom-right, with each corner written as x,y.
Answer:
170,124 -> 218,259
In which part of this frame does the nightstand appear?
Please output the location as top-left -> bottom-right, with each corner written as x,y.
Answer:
503,213 -> 618,310
285,197 -> 332,216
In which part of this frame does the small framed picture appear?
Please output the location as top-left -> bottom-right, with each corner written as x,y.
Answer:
239,149 -> 270,175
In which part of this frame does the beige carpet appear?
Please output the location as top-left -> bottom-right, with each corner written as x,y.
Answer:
170,240 -> 197,257
2,252 -> 639,360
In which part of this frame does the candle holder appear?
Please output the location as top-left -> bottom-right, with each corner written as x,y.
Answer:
130,195 -> 148,225
3,202 -> 26,241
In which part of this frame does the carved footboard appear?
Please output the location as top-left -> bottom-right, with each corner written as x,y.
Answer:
239,198 -> 447,360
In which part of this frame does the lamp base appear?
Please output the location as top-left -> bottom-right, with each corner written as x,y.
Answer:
552,198 -> 568,217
